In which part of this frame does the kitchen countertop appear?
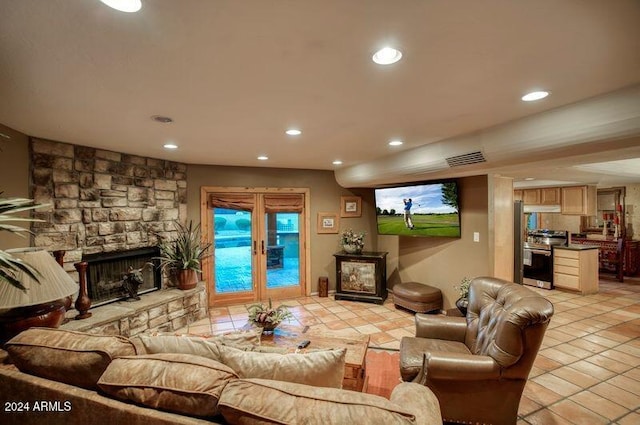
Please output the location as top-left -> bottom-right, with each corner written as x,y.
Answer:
555,245 -> 599,251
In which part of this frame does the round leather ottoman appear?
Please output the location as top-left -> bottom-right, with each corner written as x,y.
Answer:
393,282 -> 442,313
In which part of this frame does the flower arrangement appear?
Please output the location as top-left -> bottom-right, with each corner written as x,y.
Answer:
341,229 -> 365,250
247,298 -> 293,332
455,277 -> 472,299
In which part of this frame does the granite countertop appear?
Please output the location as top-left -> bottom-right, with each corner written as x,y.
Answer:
555,245 -> 599,251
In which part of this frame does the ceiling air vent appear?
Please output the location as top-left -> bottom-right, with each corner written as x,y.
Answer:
445,151 -> 486,167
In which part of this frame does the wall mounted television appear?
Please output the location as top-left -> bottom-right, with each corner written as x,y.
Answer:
374,180 -> 460,237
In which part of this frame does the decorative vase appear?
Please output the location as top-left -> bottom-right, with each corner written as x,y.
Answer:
254,321 -> 280,335
177,269 -> 198,290
343,244 -> 363,254
455,297 -> 468,316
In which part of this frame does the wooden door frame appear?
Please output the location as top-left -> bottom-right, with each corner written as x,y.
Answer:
200,186 -> 311,307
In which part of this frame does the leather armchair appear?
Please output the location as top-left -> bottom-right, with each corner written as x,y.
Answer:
399,277 -> 554,425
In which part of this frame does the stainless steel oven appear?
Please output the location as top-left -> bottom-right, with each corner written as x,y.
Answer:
523,246 -> 554,289
523,229 -> 568,290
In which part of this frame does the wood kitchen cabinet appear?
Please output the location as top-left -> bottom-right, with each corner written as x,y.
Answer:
517,188 -> 559,205
522,189 -> 540,205
540,187 -> 561,205
553,247 -> 599,294
561,186 -> 596,215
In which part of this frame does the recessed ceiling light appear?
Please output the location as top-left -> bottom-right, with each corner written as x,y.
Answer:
163,143 -> 178,150
151,115 -> 173,123
99,0 -> 142,13
285,129 -> 302,136
257,155 -> 269,161
372,47 -> 403,65
388,140 -> 403,146
332,160 -> 343,165
521,91 -> 549,102
524,177 -> 535,181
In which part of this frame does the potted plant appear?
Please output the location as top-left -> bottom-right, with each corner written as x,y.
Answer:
341,229 -> 365,254
246,298 -> 293,334
157,220 -> 212,290
454,277 -> 472,315
0,195 -> 45,290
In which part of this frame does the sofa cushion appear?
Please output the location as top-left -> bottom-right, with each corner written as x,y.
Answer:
97,353 -> 238,418
5,327 -> 137,390
218,344 -> 346,388
218,378 -> 418,425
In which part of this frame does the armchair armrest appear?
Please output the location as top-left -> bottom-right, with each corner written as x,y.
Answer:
390,382 -> 442,425
419,352 -> 501,382
415,314 -> 467,342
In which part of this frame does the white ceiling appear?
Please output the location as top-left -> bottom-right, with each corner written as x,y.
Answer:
1,0 -> 640,186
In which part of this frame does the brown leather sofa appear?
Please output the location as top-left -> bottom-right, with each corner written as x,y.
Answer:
399,277 -> 554,425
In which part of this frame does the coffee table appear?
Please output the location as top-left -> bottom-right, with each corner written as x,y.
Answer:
255,324 -> 370,392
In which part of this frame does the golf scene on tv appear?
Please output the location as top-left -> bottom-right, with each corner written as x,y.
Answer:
374,181 -> 460,237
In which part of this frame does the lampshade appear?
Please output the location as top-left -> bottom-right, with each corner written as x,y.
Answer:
0,248 -> 78,309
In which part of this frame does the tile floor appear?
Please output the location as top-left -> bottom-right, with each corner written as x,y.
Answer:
177,277 -> 640,425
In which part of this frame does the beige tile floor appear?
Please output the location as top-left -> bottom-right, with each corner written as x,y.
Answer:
178,277 -> 640,425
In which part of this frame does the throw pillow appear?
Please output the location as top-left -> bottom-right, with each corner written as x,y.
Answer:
218,344 -> 346,388
97,353 -> 238,418
5,327 -> 137,390
130,329 -> 262,360
218,378 -> 418,425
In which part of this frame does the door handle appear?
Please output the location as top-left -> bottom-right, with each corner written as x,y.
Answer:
253,240 -> 257,255
261,240 -> 265,255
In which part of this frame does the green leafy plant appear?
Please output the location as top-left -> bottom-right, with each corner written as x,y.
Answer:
0,195 -> 45,290
455,276 -> 472,299
247,298 -> 293,329
156,220 -> 212,272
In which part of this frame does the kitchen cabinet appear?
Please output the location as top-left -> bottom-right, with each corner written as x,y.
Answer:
522,189 -> 540,205
540,188 -> 561,205
561,186 -> 596,215
514,190 -> 523,201
520,187 -> 560,205
553,247 -> 599,294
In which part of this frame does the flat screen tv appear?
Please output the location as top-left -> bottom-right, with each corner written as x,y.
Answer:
374,180 -> 460,237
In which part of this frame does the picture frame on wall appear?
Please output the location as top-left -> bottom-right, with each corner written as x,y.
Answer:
317,212 -> 339,234
340,196 -> 362,218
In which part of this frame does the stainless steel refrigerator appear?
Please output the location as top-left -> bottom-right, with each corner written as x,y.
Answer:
513,200 -> 524,284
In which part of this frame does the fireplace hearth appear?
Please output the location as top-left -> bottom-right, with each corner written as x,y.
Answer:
83,247 -> 161,307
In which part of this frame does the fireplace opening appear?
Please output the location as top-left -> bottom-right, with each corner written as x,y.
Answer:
83,247 -> 162,307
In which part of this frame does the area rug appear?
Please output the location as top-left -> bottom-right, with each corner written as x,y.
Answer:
364,349 -> 401,399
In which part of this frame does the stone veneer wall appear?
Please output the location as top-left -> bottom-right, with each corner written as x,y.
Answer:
29,137 -> 188,281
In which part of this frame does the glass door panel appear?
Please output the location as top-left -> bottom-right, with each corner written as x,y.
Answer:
265,212 -> 300,291
211,207 -> 256,305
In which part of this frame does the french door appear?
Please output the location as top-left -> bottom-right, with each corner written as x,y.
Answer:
200,187 -> 309,307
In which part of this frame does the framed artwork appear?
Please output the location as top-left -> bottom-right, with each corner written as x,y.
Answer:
340,196 -> 362,218
317,212 -> 339,234
340,261 -> 376,294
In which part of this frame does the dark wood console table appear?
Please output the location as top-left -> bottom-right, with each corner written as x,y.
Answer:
333,251 -> 388,304
570,238 -> 640,276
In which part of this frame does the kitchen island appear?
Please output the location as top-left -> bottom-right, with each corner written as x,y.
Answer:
553,246 -> 599,294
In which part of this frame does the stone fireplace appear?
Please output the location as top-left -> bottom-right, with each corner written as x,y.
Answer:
28,137 -> 208,336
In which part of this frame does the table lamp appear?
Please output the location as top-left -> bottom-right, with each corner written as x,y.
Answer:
0,248 -> 78,342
